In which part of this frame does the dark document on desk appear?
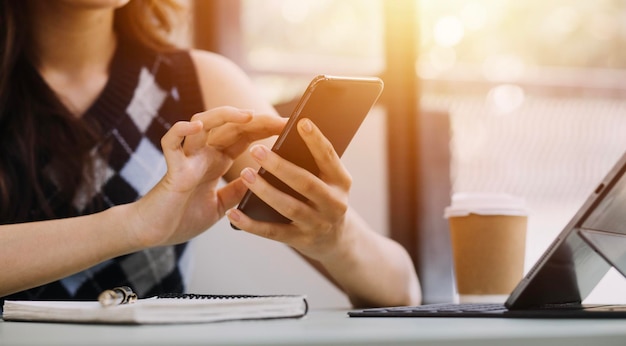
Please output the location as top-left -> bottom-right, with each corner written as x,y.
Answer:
350,150 -> 626,318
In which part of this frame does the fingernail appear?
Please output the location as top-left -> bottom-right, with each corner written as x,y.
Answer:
300,118 -> 312,133
233,109 -> 253,122
226,209 -> 240,222
241,167 -> 256,183
250,145 -> 267,161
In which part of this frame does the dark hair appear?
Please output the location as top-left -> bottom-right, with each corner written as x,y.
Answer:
0,0 -> 184,223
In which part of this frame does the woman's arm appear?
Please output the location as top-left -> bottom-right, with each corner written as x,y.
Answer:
0,203 -> 138,297
0,109 -> 284,297
299,208 -> 422,308
0,119 -> 205,296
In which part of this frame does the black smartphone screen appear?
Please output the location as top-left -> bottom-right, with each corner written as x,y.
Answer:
233,75 -> 384,227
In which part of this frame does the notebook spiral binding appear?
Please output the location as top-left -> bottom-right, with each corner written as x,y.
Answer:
157,293 -> 271,300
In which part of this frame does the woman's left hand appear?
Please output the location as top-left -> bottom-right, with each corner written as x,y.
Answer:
226,118 -> 354,261
226,117 -> 422,308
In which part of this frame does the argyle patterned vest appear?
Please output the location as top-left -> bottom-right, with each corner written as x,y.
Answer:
3,39 -> 204,302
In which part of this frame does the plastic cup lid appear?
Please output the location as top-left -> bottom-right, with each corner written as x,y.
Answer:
443,192 -> 528,218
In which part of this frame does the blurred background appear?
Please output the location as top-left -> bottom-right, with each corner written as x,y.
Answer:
177,0 -> 626,307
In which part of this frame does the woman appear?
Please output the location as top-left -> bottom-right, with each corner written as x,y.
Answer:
0,0 -> 420,308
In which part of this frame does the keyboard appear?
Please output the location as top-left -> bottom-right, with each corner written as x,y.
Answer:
348,303 -> 509,318
348,302 -> 626,318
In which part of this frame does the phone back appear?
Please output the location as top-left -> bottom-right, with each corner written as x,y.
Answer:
235,75 -> 384,225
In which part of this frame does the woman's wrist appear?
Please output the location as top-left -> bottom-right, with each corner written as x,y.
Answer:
103,203 -> 149,254
314,208 -> 362,269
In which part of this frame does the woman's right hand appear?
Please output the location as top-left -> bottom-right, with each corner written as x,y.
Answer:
126,106 -> 285,249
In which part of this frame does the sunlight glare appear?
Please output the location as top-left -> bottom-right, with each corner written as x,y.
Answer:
482,54 -> 525,82
460,3 -> 487,31
434,15 -> 465,47
549,6 -> 580,35
427,46 -> 457,74
281,1 -> 311,23
588,12 -> 617,41
486,84 -> 525,115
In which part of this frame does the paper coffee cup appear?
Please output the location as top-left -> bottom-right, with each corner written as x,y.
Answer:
444,193 -> 528,303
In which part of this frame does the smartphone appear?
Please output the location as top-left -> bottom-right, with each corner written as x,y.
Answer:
232,75 -> 384,228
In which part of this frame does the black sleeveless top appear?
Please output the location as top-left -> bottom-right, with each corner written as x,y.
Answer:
3,39 -> 205,302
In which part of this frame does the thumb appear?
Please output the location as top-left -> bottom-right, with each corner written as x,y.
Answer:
216,178 -> 249,213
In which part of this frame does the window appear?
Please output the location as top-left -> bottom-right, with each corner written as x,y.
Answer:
191,0 -> 626,304
418,0 -> 626,303
240,0 -> 385,105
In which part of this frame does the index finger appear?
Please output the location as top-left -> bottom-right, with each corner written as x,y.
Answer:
207,113 -> 287,157
190,106 -> 254,129
184,107 -> 254,153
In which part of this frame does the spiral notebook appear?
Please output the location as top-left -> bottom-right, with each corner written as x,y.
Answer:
2,293 -> 308,324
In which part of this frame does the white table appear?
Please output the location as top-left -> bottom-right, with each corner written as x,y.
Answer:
2,309 -> 626,346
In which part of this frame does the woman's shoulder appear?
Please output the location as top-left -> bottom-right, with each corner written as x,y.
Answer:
188,49 -> 250,84
187,49 -> 276,112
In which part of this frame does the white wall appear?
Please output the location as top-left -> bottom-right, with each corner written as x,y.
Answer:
187,107 -> 388,309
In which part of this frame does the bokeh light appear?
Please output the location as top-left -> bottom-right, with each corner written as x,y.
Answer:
486,84 -> 526,114
433,15 -> 465,47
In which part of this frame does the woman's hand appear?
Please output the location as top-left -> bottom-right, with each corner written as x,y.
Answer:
226,118 -> 354,261
225,117 -> 421,308
128,107 -> 286,248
